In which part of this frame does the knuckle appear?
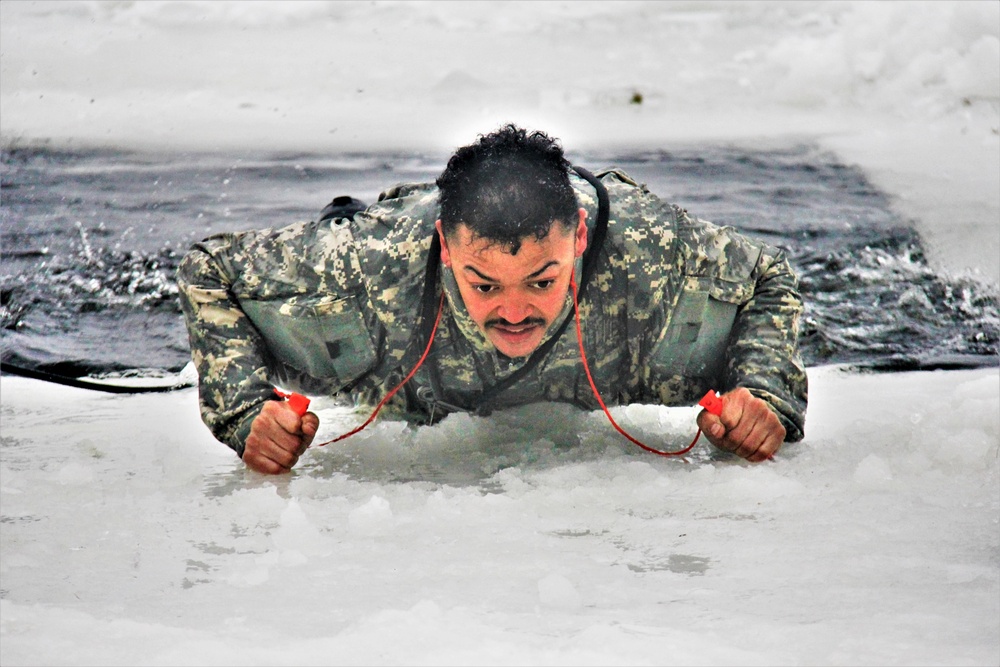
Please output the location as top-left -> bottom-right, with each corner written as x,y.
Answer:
732,387 -> 752,402
278,446 -> 300,468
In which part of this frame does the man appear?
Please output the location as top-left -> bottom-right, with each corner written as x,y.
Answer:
178,125 -> 807,474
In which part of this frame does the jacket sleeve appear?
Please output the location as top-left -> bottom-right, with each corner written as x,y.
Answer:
176,236 -> 275,457
724,245 -> 808,441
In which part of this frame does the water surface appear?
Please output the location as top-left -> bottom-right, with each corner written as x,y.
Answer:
1,145 -> 996,378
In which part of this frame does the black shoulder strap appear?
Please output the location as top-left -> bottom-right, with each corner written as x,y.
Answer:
416,166 -> 609,415
569,166 -> 610,303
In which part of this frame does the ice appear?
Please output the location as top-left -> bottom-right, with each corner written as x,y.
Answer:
537,573 -> 583,611
347,495 -> 393,536
1,1 -> 999,664
1,366 -> 998,665
853,454 -> 894,488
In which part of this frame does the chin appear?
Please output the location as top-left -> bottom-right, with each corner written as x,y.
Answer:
489,334 -> 543,359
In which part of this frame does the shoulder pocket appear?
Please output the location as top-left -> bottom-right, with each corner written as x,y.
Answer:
648,278 -> 747,382
242,294 -> 376,386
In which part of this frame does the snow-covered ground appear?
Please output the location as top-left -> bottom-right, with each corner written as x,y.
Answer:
1,366 -> 998,666
1,1 -> 998,665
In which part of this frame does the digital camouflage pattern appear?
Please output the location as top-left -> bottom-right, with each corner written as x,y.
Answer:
177,169 -> 808,457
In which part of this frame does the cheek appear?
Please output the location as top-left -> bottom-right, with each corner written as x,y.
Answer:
543,273 -> 575,310
538,290 -> 567,318
457,285 -> 491,324
465,299 -> 490,325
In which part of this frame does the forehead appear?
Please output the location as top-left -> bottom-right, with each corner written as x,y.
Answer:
448,224 -> 574,277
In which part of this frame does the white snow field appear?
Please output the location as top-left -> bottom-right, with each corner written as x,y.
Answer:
0,366 -> 998,665
1,1 -> 998,665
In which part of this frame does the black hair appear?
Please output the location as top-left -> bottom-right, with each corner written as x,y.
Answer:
436,124 -> 579,254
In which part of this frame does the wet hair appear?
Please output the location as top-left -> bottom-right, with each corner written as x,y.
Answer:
436,124 -> 579,254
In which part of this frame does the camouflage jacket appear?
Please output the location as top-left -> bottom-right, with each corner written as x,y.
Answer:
177,169 -> 808,457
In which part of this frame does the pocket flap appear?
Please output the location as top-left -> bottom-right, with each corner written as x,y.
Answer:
242,294 -> 376,386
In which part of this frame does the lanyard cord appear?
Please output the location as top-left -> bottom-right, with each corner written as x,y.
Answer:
311,291 -> 446,447
570,274 -> 702,457
291,280 -> 706,455
288,167 -> 709,452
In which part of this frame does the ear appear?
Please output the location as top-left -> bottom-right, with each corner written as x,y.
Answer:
435,220 -> 452,267
574,208 -> 588,257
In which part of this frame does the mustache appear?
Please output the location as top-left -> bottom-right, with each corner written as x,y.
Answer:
485,317 -> 546,329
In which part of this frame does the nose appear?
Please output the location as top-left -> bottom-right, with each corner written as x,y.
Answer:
496,294 -> 532,324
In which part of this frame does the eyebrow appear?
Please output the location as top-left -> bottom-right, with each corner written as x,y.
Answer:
464,260 -> 560,283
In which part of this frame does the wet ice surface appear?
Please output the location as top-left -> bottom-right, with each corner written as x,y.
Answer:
1,367 -> 997,665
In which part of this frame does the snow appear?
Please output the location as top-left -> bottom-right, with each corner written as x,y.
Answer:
0,367 -> 998,665
1,1 -> 999,665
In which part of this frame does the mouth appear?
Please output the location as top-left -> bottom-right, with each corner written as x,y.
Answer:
486,318 -> 546,348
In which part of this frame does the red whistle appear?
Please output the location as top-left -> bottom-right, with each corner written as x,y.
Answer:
698,390 -> 724,416
273,388 -> 311,417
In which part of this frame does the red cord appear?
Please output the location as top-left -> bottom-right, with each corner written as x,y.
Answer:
571,275 -> 702,457
313,291 -> 446,447
307,279 -> 706,456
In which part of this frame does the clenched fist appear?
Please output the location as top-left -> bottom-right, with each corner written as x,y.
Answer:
697,387 -> 785,462
243,400 -> 319,474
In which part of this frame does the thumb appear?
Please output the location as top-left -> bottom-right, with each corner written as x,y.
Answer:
300,412 -> 320,447
697,409 -> 726,443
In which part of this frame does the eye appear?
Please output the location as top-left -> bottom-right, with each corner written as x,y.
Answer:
472,284 -> 497,294
531,279 -> 555,290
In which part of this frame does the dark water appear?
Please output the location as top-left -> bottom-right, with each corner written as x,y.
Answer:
1,145 -> 997,379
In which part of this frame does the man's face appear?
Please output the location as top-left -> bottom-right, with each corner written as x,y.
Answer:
436,210 -> 588,359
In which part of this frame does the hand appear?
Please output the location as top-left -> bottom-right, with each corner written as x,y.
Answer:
696,387 -> 785,462
242,400 -> 319,474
